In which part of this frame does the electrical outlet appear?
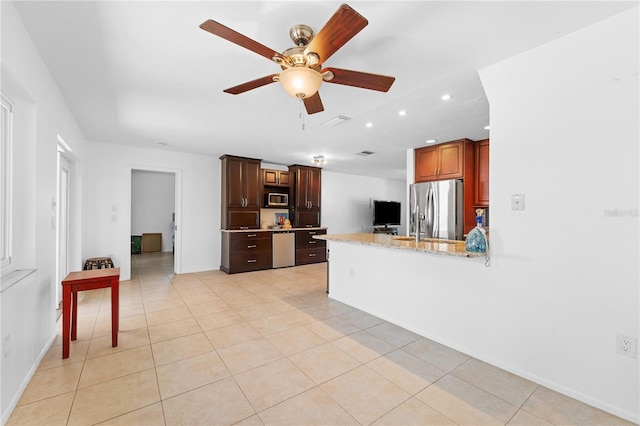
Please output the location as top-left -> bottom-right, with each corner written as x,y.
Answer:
616,334 -> 637,358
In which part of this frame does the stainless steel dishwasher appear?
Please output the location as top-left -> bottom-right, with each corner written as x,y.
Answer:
272,230 -> 295,268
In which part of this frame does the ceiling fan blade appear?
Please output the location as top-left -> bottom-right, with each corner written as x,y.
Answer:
304,4 -> 368,64
200,20 -> 285,63
223,74 -> 278,95
322,68 -> 395,92
303,92 -> 324,114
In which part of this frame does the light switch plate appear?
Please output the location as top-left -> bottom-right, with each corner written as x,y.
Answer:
511,194 -> 525,210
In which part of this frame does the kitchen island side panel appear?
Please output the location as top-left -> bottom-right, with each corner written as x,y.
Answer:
325,239 -> 632,422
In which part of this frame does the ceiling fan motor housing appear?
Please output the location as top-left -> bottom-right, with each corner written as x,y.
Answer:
280,46 -> 320,71
289,24 -> 313,46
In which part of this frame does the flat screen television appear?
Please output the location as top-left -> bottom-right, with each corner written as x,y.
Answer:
373,200 -> 401,226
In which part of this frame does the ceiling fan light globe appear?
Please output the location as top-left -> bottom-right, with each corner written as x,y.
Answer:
279,67 -> 322,99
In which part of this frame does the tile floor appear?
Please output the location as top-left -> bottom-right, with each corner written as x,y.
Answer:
7,253 -> 636,425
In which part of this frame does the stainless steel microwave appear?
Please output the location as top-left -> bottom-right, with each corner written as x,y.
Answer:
265,193 -> 289,207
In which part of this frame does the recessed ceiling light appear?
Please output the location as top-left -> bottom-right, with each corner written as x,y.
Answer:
441,94 -> 452,101
366,122 -> 373,128
484,125 -> 491,130
398,110 -> 407,116
426,139 -> 437,144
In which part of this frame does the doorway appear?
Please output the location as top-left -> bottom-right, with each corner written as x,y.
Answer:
130,168 -> 181,275
56,148 -> 71,307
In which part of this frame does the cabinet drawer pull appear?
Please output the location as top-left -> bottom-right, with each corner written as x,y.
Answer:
308,253 -> 316,257
308,231 -> 316,235
240,227 -> 249,230
247,244 -> 257,249
309,240 -> 316,244
247,234 -> 256,237
247,259 -> 257,263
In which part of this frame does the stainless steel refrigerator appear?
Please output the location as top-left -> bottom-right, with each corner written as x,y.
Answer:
409,179 -> 464,240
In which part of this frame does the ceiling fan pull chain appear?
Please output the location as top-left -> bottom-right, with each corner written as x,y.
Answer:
299,97 -> 305,131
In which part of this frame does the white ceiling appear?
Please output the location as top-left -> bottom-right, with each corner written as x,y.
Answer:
11,1 -> 636,180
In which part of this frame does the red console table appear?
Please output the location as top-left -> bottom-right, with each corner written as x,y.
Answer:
61,268 -> 120,358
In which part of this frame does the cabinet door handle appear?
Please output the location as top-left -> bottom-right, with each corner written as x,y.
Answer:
309,240 -> 316,244
247,259 -> 257,263
247,244 -> 257,249
308,231 -> 316,234
308,253 -> 316,257
247,234 -> 256,237
240,227 -> 249,230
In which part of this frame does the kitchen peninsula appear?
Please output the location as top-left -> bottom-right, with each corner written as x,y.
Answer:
316,233 -> 485,258
315,232 -> 489,358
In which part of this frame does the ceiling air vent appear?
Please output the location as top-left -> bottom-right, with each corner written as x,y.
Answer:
322,115 -> 351,127
356,151 -> 375,156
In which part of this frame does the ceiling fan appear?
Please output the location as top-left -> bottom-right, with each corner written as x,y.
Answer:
199,3 -> 395,114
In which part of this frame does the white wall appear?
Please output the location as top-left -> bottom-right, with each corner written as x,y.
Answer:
82,142 -> 219,280
331,7 -> 638,423
322,171 -> 406,235
131,170 -> 176,252
0,2 -> 89,422
477,7 -> 639,420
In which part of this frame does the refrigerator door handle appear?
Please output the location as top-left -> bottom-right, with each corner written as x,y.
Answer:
432,184 -> 439,238
426,184 -> 434,238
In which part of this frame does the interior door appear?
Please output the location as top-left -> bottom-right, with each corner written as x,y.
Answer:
57,153 -> 70,307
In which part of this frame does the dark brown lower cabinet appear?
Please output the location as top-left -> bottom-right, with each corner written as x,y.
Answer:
221,231 -> 272,274
295,229 -> 327,265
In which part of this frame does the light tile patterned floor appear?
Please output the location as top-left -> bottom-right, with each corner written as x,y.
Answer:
7,253 -> 636,425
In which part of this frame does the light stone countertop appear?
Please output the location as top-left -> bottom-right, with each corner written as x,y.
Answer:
314,233 -> 485,258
